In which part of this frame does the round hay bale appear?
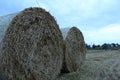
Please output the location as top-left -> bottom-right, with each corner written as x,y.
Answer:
65,27 -> 86,72
1,7 -> 64,80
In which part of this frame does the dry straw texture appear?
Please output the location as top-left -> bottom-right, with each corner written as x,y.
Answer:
64,27 -> 86,72
1,7 -> 63,80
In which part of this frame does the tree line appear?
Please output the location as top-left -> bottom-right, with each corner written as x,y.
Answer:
86,43 -> 120,50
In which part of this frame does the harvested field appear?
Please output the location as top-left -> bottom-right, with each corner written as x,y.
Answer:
57,50 -> 120,80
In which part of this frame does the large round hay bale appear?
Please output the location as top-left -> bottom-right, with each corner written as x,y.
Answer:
1,7 -> 64,80
65,27 -> 86,72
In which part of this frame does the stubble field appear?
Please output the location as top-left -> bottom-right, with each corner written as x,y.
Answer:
58,50 -> 120,80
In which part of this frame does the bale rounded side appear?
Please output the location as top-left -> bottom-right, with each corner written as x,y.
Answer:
65,27 -> 86,72
1,7 -> 64,80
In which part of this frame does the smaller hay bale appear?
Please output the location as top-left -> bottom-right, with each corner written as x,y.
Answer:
1,7 -> 64,80
64,26 -> 86,72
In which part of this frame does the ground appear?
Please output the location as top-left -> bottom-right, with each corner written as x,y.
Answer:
57,50 -> 120,80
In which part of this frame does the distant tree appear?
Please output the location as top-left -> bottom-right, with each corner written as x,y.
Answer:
106,44 -> 111,49
117,44 -> 120,48
86,43 -> 120,50
92,44 -> 96,49
111,43 -> 120,50
95,45 -> 102,50
86,44 -> 91,49
102,43 -> 108,50
111,43 -> 116,48
91,44 -> 102,50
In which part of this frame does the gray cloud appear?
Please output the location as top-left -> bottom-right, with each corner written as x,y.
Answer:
0,0 -> 120,44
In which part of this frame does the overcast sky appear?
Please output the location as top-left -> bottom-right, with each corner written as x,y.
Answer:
0,0 -> 120,44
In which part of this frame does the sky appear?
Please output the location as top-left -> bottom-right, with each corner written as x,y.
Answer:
0,0 -> 120,45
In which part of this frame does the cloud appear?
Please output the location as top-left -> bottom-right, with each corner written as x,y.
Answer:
39,0 -> 119,17
0,0 -> 120,44
17,0 -> 120,44
79,0 -> 119,17
22,0 -> 49,11
84,23 -> 120,44
36,0 -> 120,29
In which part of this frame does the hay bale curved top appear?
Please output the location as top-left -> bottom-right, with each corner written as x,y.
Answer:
1,7 -> 64,80
65,26 -> 86,72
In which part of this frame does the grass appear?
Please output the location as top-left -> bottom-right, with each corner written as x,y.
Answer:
57,50 -> 120,80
